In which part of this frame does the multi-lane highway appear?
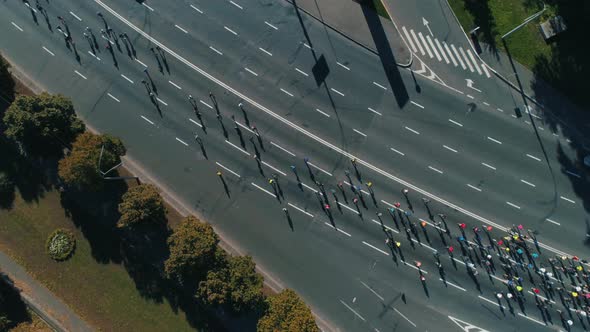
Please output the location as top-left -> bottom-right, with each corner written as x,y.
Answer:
1,0 -> 589,331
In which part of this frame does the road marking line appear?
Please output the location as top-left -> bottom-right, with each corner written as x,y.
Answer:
156,97 -> 167,106
200,100 -> 213,109
229,0 -> 243,9
511,114 -> 517,118
402,26 -> 418,53
478,295 -> 502,307
42,46 -> 55,56
142,3 -> 154,11
560,196 -> 575,204
244,67 -> 258,76
209,46 -> 223,55
448,119 -> 463,127
373,81 -> 387,90
525,120 -> 531,125
301,182 -> 318,193
280,88 -> 294,97
295,68 -> 309,77
261,161 -> 286,176
435,39 -> 449,64
459,47 -> 474,72
418,32 -> 433,58
190,4 -> 203,13
336,61 -> 350,70
566,170 -> 581,178
410,101 -> 424,109
371,219 -> 397,233
337,201 -> 358,214
487,136 -> 502,144
102,35 -> 115,45
467,94 -> 474,99
360,281 -> 384,301
236,121 -> 254,132
410,29 -> 425,56
481,162 -> 496,170
225,140 -> 250,156
224,26 -> 238,35
506,201 -> 521,209
308,162 -> 332,176
451,44 -> 465,69
441,279 -> 466,291
314,108 -> 330,117
259,47 -> 272,56
140,115 -> 154,125
467,184 -> 482,192
390,147 -> 405,156
288,203 -> 313,217
189,118 -> 202,127
483,102 -> 490,106
353,129 -> 367,137
404,263 -> 428,273
264,21 -> 278,30
428,166 -> 443,174
340,300 -> 366,321
74,70 -> 87,80
362,241 -> 389,256
251,182 -> 276,198
526,153 -> 541,161
496,108 -> 504,112
270,141 -> 295,156
546,218 -> 561,226
88,51 -> 101,60
324,222 -> 351,237
367,107 -> 382,116
443,42 -> 457,66
518,313 -> 545,326
120,74 -> 134,84
107,93 -> 120,102
426,35 -> 441,61
330,88 -> 345,96
168,80 -> 182,89
405,126 -> 420,135
520,179 -> 536,187
443,145 -> 458,153
393,308 -> 416,327
69,11 -> 82,21
481,62 -> 491,77
175,137 -> 188,146
303,42 -> 312,49
134,58 -> 148,67
466,49 -> 482,74
215,162 -> 241,178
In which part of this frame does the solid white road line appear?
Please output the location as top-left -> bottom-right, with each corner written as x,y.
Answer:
156,97 -> 167,106
467,94 -> 474,99
546,218 -> 561,226
428,166 -> 443,174
518,313 -> 545,326
236,121 -> 254,134
120,74 -> 134,84
418,32 -> 433,58
288,203 -> 314,217
301,182 -> 318,193
336,62 -> 350,70
69,11 -> 82,21
330,88 -> 345,96
209,46 -> 223,55
443,42 -> 457,66
426,35 -> 441,61
340,300 -> 366,321
459,47 -> 474,72
324,222 -> 352,237
560,196 -> 576,204
270,141 -> 295,156
295,68 -> 309,77
448,119 -> 463,127
107,93 -> 120,102
467,49 -> 482,75
362,241 -> 389,256
215,162 -> 241,178
261,161 -> 286,176
134,58 -> 148,67
353,129 -> 367,137
200,100 -> 213,109
390,147 -> 405,156
487,136 -> 502,144
435,39 -> 449,64
441,279 -> 466,291
402,26 -> 418,53
189,118 -> 202,127
308,162 -> 332,176
443,145 -> 458,153
142,3 -> 154,11
141,115 -> 154,125
410,101 -> 424,109
506,201 -> 521,209
393,308 -> 417,327
373,81 -> 387,90
42,46 -> 55,56
404,126 -> 420,135
483,102 -> 490,106
264,21 -> 278,30
371,219 -> 397,233
190,4 -> 203,13
229,0 -> 243,10
496,108 -> 504,112
168,80 -> 182,89
467,184 -> 482,192
225,140 -> 250,156
337,201 -> 358,214
259,47 -> 272,56
367,107 -> 382,116
280,88 -> 294,97
315,108 -> 330,117
451,44 -> 466,69
481,162 -> 496,170
224,26 -> 238,36
175,137 -> 189,146
74,70 -> 87,80
520,179 -> 536,187
478,295 -> 503,308
410,29 -> 425,56
244,67 -> 258,76
360,281 -> 385,301
251,182 -> 276,198
526,153 -> 541,162
87,51 -> 101,61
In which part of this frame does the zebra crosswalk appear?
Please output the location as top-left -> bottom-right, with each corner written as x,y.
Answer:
402,26 -> 491,78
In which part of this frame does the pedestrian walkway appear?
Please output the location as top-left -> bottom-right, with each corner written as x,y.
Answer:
401,26 -> 491,78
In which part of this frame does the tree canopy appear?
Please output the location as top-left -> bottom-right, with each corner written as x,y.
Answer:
257,289 -> 319,332
2,93 -> 84,155
164,216 -> 220,285
197,255 -> 264,314
117,183 -> 167,228
57,132 -> 126,190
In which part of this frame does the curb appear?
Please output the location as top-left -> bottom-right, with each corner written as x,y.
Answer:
282,0 -> 412,68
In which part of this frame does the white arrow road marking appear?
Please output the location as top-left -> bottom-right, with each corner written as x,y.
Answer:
448,315 -> 490,332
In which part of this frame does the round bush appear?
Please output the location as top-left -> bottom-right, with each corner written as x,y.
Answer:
46,229 -> 76,261
0,172 -> 13,196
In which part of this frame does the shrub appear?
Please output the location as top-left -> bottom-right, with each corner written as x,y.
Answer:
0,173 -> 13,196
46,229 -> 76,261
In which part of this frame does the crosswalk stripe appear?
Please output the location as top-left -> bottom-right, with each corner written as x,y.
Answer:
467,49 -> 482,75
435,38 -> 449,64
451,44 -> 466,69
411,30 -> 425,56
418,32 -> 433,58
426,35 -> 441,61
402,26 -> 418,53
481,62 -> 491,78
444,42 -> 457,66
459,47 -> 474,72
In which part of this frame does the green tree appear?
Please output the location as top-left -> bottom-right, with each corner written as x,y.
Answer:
257,289 -> 319,332
117,183 -> 167,228
3,93 -> 85,155
58,132 -> 126,190
0,53 -> 15,106
197,255 -> 264,314
164,216 -> 220,285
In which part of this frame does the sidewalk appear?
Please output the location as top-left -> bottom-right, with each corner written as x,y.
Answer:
285,0 -> 411,67
0,251 -> 95,332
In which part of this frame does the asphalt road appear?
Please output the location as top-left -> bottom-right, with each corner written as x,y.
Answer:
1,0 -> 589,331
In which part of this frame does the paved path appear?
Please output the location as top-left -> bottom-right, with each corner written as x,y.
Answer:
0,251 -> 95,332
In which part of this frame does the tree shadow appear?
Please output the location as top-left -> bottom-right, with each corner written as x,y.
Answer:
460,0 -> 498,55
0,272 -> 31,329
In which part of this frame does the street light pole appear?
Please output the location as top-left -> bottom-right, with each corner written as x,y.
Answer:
501,4 -> 547,39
